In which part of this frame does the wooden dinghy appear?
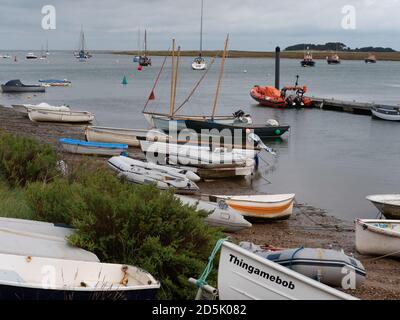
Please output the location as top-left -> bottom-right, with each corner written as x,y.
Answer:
108,157 -> 199,194
212,194 -> 295,220
176,195 -> 252,233
0,253 -> 160,300
59,138 -> 128,156
0,217 -> 99,262
28,109 -> 94,123
12,102 -> 70,116
140,140 -> 255,169
217,241 -> 358,300
366,194 -> 400,219
355,219 -> 400,258
240,242 -> 366,289
85,126 -> 169,147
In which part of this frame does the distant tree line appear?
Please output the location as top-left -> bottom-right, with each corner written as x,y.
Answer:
284,42 -> 396,52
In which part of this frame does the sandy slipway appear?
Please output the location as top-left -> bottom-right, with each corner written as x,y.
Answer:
0,105 -> 399,300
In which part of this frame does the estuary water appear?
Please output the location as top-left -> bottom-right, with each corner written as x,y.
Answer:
1,51 -> 399,220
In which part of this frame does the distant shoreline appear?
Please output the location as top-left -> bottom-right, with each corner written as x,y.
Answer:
112,50 -> 400,61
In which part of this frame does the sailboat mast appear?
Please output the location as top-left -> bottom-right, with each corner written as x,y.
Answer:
137,28 -> 141,56
169,39 -> 176,117
144,30 -> 147,57
200,0 -> 204,55
211,34 -> 229,119
172,46 -> 181,115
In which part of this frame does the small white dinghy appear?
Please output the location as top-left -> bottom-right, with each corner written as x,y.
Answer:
85,126 -> 169,147
175,195 -> 252,233
28,109 -> 94,123
371,106 -> 400,121
59,138 -> 128,156
355,219 -> 400,258
212,194 -> 295,220
366,194 -> 400,219
217,241 -> 358,300
12,102 -> 70,116
0,253 -> 160,300
110,156 -> 200,182
108,157 -> 199,194
0,217 -> 98,262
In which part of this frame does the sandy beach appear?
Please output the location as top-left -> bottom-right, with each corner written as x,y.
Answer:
0,104 -> 399,300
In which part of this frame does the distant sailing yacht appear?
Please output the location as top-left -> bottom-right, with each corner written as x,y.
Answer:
39,45 -> 47,60
139,30 -> 151,67
192,0 -> 207,70
74,27 -> 92,61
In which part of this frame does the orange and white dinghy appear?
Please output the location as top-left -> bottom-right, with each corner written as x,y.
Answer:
214,194 -> 295,220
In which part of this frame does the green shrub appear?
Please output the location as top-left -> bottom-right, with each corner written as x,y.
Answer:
0,179 -> 34,219
25,168 -> 223,300
0,133 -> 58,187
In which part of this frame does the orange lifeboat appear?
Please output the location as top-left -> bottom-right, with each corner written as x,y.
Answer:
250,85 -> 313,108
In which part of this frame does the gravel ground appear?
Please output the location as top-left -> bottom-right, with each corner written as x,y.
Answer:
1,104 -> 399,300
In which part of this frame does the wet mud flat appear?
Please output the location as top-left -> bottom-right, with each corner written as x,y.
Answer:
0,105 -> 399,300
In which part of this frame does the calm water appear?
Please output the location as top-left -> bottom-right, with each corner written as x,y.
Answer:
1,52 -> 400,221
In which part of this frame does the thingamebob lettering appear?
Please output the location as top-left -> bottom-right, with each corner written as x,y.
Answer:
229,254 -> 295,290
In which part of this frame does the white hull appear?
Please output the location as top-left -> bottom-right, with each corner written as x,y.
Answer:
0,253 -> 159,295
28,109 -> 94,123
85,126 -> 168,147
355,219 -> 400,258
12,103 -> 70,116
371,108 -> 400,121
110,156 -> 200,182
192,62 -> 207,70
176,195 -> 252,232
0,217 -> 99,262
218,242 -> 357,300
140,140 -> 254,169
215,194 -> 295,219
366,194 -> 400,219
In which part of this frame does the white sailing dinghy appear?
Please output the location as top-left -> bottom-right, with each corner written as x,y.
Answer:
12,102 -> 70,116
29,109 -> 94,123
0,217 -> 99,262
355,219 -> 400,258
0,253 -> 160,300
366,194 -> 400,219
175,195 -> 252,232
85,126 -> 169,147
59,138 -> 128,156
217,241 -> 358,300
108,157 -> 199,194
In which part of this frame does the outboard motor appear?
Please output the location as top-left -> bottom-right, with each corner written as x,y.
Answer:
233,109 -> 252,124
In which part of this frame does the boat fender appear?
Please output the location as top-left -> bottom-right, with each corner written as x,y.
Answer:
289,247 -> 304,270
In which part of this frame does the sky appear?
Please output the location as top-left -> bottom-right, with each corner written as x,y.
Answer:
0,0 -> 399,51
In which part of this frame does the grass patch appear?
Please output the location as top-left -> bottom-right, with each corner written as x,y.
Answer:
0,179 -> 34,219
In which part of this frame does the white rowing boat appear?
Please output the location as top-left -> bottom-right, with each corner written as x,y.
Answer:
0,253 -> 160,300
85,126 -> 169,147
366,194 -> 400,219
28,109 -> 94,123
355,219 -> 400,258
176,195 -> 252,232
218,241 -> 358,300
213,194 -> 295,220
12,103 -> 70,116
0,217 -> 99,262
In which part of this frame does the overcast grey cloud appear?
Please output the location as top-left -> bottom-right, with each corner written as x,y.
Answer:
0,0 -> 399,51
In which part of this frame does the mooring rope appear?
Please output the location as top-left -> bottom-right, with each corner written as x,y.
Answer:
196,237 -> 229,288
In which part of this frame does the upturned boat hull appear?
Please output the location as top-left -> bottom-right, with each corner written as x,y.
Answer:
367,194 -> 400,219
29,109 -> 94,123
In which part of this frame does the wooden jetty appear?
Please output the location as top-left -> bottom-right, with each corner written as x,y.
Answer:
311,97 -> 399,115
